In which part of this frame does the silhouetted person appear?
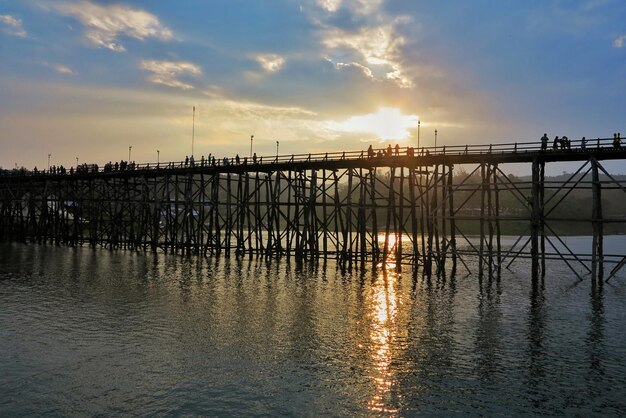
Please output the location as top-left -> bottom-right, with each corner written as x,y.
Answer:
614,133 -> 622,149
580,136 -> 586,150
185,156 -> 189,166
253,152 -> 257,163
541,133 -> 548,150
561,136 -> 568,150
367,145 -> 374,158
387,144 -> 392,156
553,136 -> 560,150
235,154 -> 240,164
395,144 -> 400,156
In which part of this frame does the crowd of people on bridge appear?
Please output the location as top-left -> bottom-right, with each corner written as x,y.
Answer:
367,144 -> 419,158
5,132 -> 625,178
540,133 -> 621,151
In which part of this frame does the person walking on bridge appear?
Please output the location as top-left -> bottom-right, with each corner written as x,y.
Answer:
553,136 -> 560,150
541,133 -> 549,151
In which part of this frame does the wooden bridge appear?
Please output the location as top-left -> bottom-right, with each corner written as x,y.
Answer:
2,138 -> 626,282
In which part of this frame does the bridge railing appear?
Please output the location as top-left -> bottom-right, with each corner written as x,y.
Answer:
3,137 -> 622,177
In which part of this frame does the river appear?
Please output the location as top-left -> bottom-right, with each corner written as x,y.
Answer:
1,240 -> 625,416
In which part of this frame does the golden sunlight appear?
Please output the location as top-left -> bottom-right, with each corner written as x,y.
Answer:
329,107 -> 418,141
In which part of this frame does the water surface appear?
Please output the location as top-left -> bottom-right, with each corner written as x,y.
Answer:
1,242 -> 625,416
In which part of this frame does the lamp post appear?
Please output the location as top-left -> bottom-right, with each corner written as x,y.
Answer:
129,145 -> 132,161
47,154 -> 51,171
157,149 -> 160,164
276,140 -> 279,159
250,135 -> 254,157
191,106 -> 195,157
434,129 -> 438,151
76,157 -> 79,167
417,120 -> 421,148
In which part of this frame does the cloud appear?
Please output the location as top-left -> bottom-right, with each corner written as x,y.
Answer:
334,61 -> 374,79
53,1 -> 172,52
321,23 -> 414,88
255,54 -> 286,73
140,60 -> 201,90
315,0 -> 384,15
45,63 -> 77,75
615,35 -> 626,48
0,14 -> 27,37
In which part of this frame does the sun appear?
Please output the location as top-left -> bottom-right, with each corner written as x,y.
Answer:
329,107 -> 418,141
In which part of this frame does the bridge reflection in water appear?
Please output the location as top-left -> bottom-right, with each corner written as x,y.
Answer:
2,138 -> 626,282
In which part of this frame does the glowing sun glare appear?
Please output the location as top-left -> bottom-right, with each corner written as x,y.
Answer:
330,107 -> 418,141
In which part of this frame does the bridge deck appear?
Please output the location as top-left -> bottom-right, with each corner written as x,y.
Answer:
3,137 -> 626,180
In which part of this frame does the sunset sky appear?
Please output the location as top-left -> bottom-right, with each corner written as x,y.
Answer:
1,0 -> 625,169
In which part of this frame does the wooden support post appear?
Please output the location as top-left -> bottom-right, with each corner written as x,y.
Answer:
420,167 -> 427,272
493,164 -> 501,275
322,169 -> 328,259
424,168 -> 432,275
447,165 -> 457,272
383,167 -> 395,266
537,161 -> 546,277
440,165 -> 447,273
591,158 -> 604,282
479,163 -> 486,277
433,164 -> 440,269
370,168 -> 379,267
358,168 -> 367,265
530,158 -> 541,282
487,164 -> 494,276
409,168 -> 419,270
397,166 -> 404,271
344,169 -> 354,265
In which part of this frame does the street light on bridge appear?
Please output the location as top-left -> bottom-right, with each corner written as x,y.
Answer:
250,135 -> 254,157
435,129 -> 438,150
157,149 -> 160,164
47,154 -> 51,171
417,120 -> 420,148
129,145 -> 132,161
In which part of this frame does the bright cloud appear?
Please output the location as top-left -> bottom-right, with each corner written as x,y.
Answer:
255,54 -> 286,73
615,35 -> 626,48
53,1 -> 172,52
328,107 -> 417,141
140,60 -> 201,90
0,14 -> 27,37
321,24 -> 413,88
335,61 -> 374,79
316,0 -> 384,15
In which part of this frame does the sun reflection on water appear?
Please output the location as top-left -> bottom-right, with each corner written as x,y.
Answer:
367,233 -> 402,414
